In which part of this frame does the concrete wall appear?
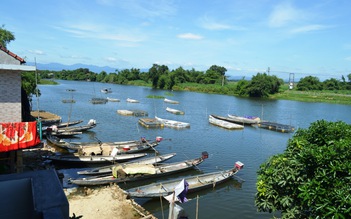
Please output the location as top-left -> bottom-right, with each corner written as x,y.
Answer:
0,70 -> 22,122
0,50 -> 21,65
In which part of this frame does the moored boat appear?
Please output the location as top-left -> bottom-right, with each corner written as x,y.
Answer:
46,135 -> 161,155
258,121 -> 295,133
209,115 -> 244,130
166,107 -> 184,115
126,98 -> 139,103
77,153 -> 177,175
90,97 -> 108,104
106,97 -> 120,102
125,161 -> 244,198
227,114 -> 261,125
69,152 -> 208,186
164,98 -> 179,104
43,153 -> 148,164
155,116 -> 190,129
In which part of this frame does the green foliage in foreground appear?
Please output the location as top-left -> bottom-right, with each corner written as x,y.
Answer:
256,120 -> 351,218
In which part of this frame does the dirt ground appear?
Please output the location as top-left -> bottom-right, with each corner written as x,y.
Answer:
22,145 -> 155,219
66,185 -> 154,219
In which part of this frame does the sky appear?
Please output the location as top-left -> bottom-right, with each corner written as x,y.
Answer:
2,0 -> 351,80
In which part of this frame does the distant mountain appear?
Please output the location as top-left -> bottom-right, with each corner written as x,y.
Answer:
27,62 -> 118,73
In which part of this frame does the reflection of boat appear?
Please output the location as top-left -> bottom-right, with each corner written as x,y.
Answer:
155,116 -> 190,129
166,107 -> 184,115
209,115 -> 244,130
106,97 -> 120,102
258,121 -> 295,133
43,153 -> 148,164
77,153 -> 177,176
227,114 -> 260,125
125,161 -> 244,198
69,152 -> 208,186
164,98 -> 179,104
126,98 -> 139,103
90,97 -> 108,104
101,88 -> 112,93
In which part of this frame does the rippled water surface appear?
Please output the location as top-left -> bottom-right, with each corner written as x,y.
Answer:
33,80 -> 351,219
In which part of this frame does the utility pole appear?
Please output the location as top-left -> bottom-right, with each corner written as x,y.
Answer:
267,67 -> 270,75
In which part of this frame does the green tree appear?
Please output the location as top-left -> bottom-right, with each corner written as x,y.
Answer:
322,78 -> 340,90
296,76 -> 322,91
256,120 -> 351,218
234,77 -> 249,96
246,73 -> 282,97
0,25 -> 15,47
148,64 -> 169,89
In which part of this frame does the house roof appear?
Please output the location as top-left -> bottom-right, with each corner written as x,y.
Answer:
0,45 -> 26,64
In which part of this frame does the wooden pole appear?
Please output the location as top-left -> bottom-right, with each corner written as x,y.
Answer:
196,195 -> 199,219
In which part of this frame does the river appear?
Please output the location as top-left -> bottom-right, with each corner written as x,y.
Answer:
32,80 -> 351,219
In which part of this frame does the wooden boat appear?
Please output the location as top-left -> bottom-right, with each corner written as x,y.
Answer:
258,121 -> 295,133
125,161 -> 244,198
46,135 -> 161,155
106,97 -> 120,102
43,153 -> 148,164
155,116 -> 190,129
90,97 -> 108,104
164,98 -> 179,104
77,153 -> 177,175
126,98 -> 139,103
46,119 -> 96,134
69,152 -> 208,186
227,114 -> 261,125
209,115 -> 244,130
166,107 -> 184,115
101,88 -> 112,93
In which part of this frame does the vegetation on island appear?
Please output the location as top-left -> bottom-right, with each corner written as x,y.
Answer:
255,120 -> 351,218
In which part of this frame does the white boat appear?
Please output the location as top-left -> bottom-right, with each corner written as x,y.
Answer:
106,97 -> 120,102
126,98 -> 139,103
166,107 -> 184,115
209,115 -> 244,130
164,98 -> 179,104
227,114 -> 260,125
155,116 -> 190,129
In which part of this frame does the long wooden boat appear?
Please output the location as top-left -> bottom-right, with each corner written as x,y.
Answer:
209,115 -> 244,130
166,107 -> 184,115
227,114 -> 261,125
77,153 -> 177,175
155,116 -> 190,129
126,98 -> 139,103
125,161 -> 244,198
43,153 -> 148,164
258,121 -> 295,133
164,98 -> 179,104
69,152 -> 208,186
43,119 -> 97,137
101,88 -> 112,93
46,135 -> 160,155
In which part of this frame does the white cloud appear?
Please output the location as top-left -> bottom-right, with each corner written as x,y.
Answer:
268,2 -> 302,28
345,57 -> 351,61
290,24 -> 327,34
177,33 -> 203,40
28,50 -> 45,55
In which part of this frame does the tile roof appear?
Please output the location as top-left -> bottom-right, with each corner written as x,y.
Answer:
0,45 -> 26,64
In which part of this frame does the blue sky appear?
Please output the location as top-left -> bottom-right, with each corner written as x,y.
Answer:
2,0 -> 351,80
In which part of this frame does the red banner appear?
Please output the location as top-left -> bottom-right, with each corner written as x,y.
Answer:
0,122 -> 41,152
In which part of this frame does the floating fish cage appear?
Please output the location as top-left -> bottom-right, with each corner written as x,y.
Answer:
139,118 -> 164,128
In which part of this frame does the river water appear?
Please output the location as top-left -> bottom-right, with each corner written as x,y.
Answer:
32,80 -> 351,219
